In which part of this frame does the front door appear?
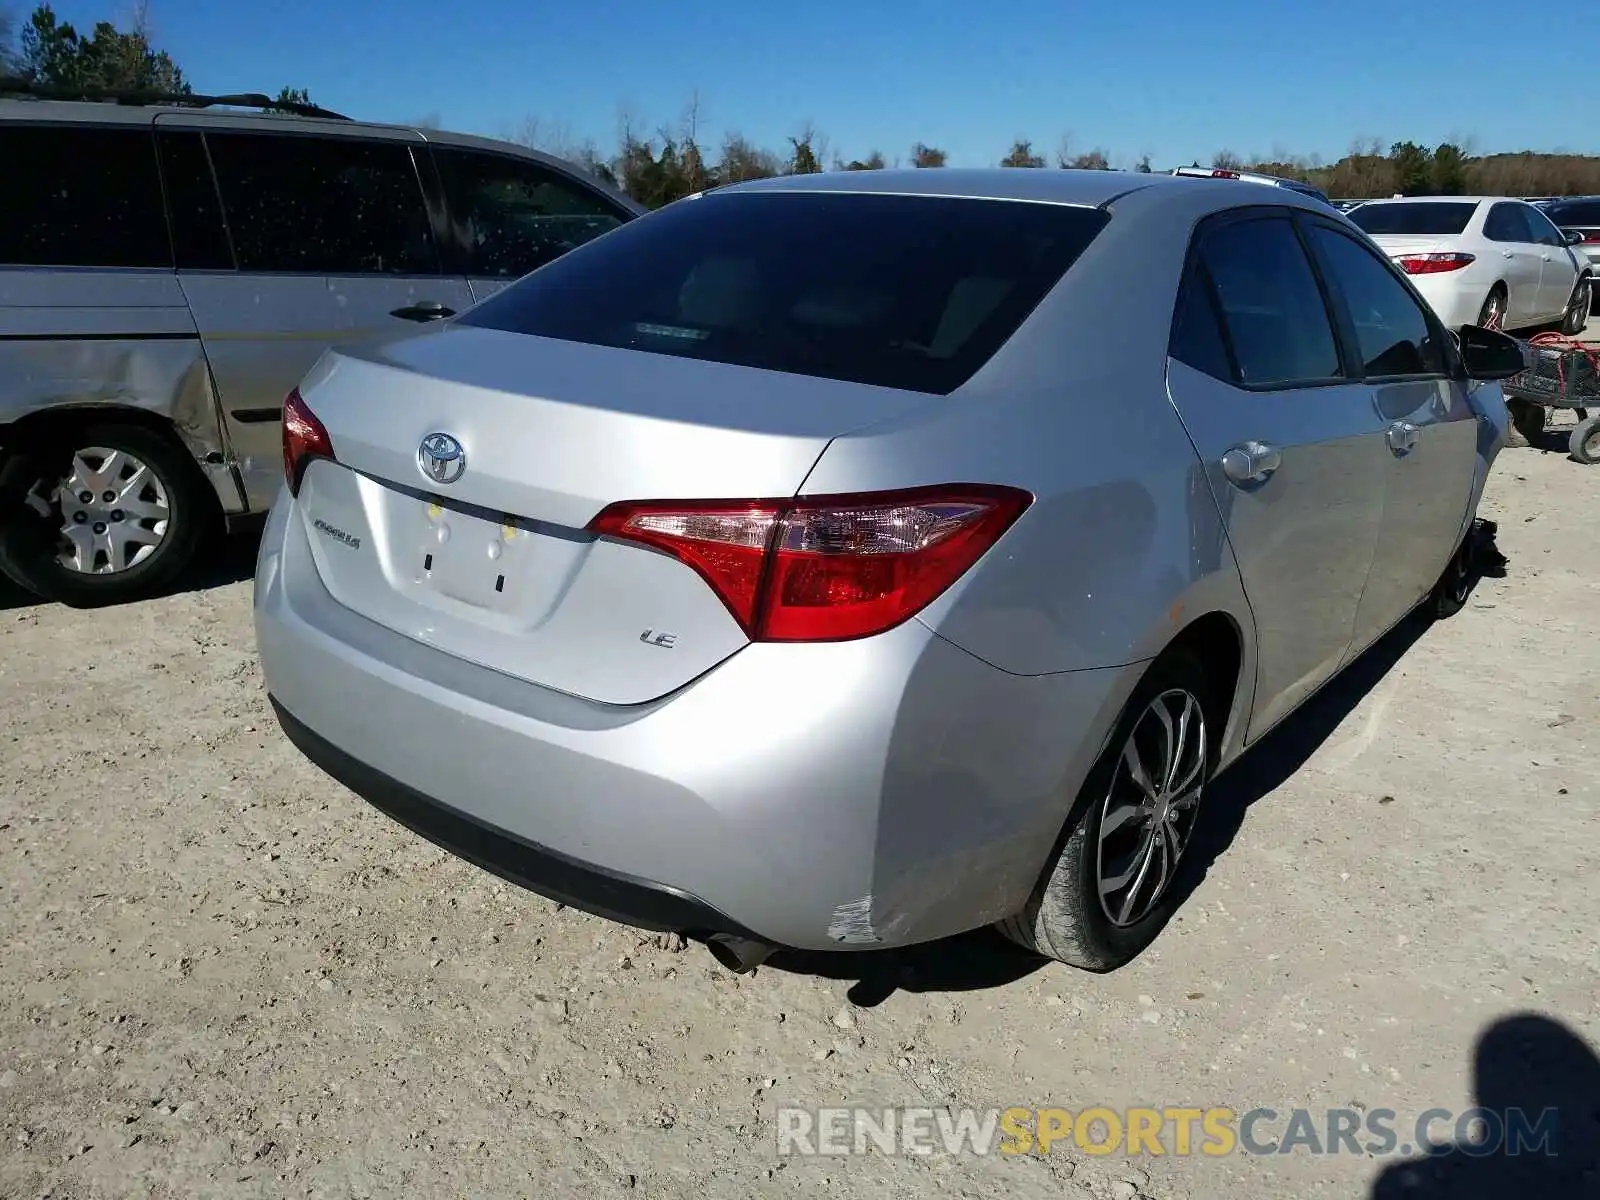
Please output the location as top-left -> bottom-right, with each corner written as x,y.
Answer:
155,119 -> 472,511
1525,204 -> 1582,319
1165,210 -> 1392,739
1300,219 -> 1481,653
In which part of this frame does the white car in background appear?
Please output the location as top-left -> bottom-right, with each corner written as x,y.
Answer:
1346,197 -> 1593,334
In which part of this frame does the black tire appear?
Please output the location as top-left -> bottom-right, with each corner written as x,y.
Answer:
1561,278 -> 1592,336
1428,532 -> 1473,619
0,422 -> 213,607
1570,414 -> 1600,465
1477,286 -> 1507,331
999,649 -> 1216,971
1508,399 -> 1546,444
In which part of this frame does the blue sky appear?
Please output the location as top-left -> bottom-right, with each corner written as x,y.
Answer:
35,0 -> 1599,168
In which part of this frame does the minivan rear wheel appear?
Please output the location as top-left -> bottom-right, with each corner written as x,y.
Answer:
0,422 -> 211,606
999,650 -> 1214,971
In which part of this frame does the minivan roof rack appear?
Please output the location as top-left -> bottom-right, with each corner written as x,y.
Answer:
0,75 -> 350,120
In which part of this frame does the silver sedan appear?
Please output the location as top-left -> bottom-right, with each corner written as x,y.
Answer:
254,168 -> 1521,973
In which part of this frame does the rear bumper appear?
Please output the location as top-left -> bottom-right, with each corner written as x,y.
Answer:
270,695 -> 762,940
253,493 -> 1137,951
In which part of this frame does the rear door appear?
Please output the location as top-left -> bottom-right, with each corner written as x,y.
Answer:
1524,203 -> 1582,317
1482,202 -> 1547,326
1300,217 -> 1480,651
1165,208 -> 1391,740
428,145 -> 635,302
156,118 -> 472,511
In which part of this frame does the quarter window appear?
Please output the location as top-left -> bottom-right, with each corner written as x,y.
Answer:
205,133 -> 438,274
435,148 -> 628,278
1169,265 -> 1233,382
0,125 -> 170,268
1198,217 -> 1343,387
1307,225 -> 1446,378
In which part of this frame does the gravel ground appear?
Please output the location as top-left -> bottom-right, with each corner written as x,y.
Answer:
2,437 -> 1597,1200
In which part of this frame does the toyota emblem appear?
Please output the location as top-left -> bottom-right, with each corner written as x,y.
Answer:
418,432 -> 466,485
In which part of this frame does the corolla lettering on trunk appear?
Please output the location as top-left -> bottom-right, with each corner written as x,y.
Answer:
311,518 -> 362,551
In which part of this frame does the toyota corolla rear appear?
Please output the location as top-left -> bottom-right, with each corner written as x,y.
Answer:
1347,199 -> 1489,328
253,187 -> 1123,958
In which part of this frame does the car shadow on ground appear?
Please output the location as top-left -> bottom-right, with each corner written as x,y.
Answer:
766,521 -> 1509,1004
0,528 -> 262,613
1368,1013 -> 1600,1197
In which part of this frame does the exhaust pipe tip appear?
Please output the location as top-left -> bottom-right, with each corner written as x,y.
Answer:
705,934 -> 776,975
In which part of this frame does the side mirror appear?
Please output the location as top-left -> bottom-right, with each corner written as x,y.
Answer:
1562,228 -> 1585,246
1456,324 -> 1527,381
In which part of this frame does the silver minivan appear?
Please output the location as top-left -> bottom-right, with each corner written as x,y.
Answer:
0,93 -> 643,605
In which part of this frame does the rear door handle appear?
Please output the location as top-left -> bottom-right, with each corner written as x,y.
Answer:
1501,250 -> 1514,259
1221,440 -> 1281,485
390,301 -> 456,322
1385,420 -> 1420,455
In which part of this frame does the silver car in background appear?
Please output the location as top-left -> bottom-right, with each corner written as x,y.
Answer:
256,169 -> 1523,973
0,89 -> 641,606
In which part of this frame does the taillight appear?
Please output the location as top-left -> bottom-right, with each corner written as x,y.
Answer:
282,387 -> 335,496
1583,231 -> 1600,244
1211,169 -> 1240,179
588,484 -> 1032,642
1395,252 -> 1476,275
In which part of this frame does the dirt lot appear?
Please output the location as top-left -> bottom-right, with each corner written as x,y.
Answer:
2,430 -> 1598,1199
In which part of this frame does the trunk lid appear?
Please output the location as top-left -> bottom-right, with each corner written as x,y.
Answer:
289,325 -> 938,704
1364,235 -> 1458,259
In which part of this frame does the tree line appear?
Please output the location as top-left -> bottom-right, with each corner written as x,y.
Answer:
5,4 -> 1598,207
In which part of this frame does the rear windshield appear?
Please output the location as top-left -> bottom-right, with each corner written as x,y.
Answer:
456,192 -> 1109,394
1544,200 -> 1600,226
1348,202 -> 1477,236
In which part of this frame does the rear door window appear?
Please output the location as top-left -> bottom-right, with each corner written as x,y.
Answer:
1305,224 -> 1447,378
1196,216 -> 1343,387
433,148 -> 629,279
457,192 -> 1109,394
1484,203 -> 1535,244
0,124 -> 170,268
205,133 -> 439,274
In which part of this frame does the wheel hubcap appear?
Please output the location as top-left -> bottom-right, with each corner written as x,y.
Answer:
1097,688 -> 1208,928
24,447 -> 171,575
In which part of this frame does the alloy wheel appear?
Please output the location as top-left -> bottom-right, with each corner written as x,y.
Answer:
1096,688 -> 1208,927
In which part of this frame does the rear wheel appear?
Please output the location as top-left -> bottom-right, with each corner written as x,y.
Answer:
0,422 -> 212,606
1429,533 -> 1474,619
1477,286 -> 1507,331
1561,278 -> 1592,336
1000,651 -> 1213,971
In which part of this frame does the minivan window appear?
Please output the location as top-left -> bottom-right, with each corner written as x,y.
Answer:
0,125 -> 170,269
434,148 -> 627,279
156,131 -> 234,270
1199,216 -> 1342,386
1307,225 -> 1446,378
1349,202 -> 1478,237
205,133 -> 438,274
457,192 -> 1109,395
